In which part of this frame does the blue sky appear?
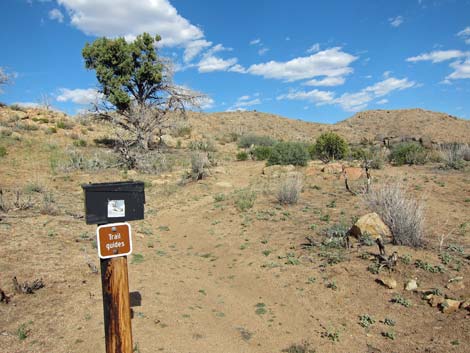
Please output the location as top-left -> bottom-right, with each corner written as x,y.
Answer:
1,0 -> 469,123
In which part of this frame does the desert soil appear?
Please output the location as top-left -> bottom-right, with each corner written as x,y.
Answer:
1,108 -> 470,353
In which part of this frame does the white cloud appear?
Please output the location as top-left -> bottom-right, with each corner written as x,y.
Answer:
228,64 -> 247,73
335,91 -> 371,112
57,0 -> 222,64
183,39 -> 212,63
277,89 -> 335,105
278,76 -> 416,112
247,47 -> 357,82
56,88 -> 102,105
364,77 -> 416,97
376,98 -> 389,105
303,76 -> 345,87
258,47 -> 269,56
307,43 -> 320,53
227,95 -> 262,111
199,96 -> 215,109
58,0 -> 203,46
197,56 -> 238,73
249,38 -> 261,45
389,16 -> 404,27
49,8 -> 64,23
446,59 -> 470,80
407,48 -> 470,81
457,26 -> 470,45
406,50 -> 466,63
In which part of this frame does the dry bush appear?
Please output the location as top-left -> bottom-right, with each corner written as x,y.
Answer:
439,144 -> 467,170
278,173 -> 303,205
190,152 -> 210,180
363,182 -> 425,247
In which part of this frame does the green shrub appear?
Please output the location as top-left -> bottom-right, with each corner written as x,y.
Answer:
56,120 -> 74,130
349,146 -> 385,169
312,132 -> 349,162
45,127 -> 57,134
234,189 -> 257,211
174,125 -> 192,137
10,104 -> 26,112
236,151 -> 249,161
0,146 -> 6,158
252,146 -> 273,160
267,142 -> 309,166
189,139 -> 216,152
73,139 -> 87,147
238,134 -> 277,148
389,143 -> 427,166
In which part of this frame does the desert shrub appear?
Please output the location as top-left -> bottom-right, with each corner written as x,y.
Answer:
9,104 -> 26,112
312,132 -> 349,162
236,151 -> 249,161
190,152 -> 211,180
189,139 -> 216,152
16,123 -> 38,131
267,142 -> 309,166
173,124 -> 192,137
136,152 -> 176,174
389,142 -> 427,166
363,182 -> 425,247
234,188 -> 257,211
252,145 -> 273,161
0,128 -> 12,137
0,146 -> 6,157
56,120 -> 74,130
94,137 -> 117,147
278,173 -> 303,204
349,146 -> 386,169
61,149 -> 117,171
439,144 -> 467,170
282,341 -> 316,353
238,134 -> 277,148
45,127 -> 57,134
73,139 -> 87,147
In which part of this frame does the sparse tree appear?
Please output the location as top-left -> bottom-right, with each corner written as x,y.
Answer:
0,67 -> 12,93
82,33 -> 202,155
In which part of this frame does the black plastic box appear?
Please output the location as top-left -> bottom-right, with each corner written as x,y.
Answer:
82,181 -> 145,225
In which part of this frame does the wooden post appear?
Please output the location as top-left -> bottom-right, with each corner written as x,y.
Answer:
100,256 -> 133,353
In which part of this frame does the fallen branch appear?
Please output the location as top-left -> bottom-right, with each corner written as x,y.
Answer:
12,277 -> 45,294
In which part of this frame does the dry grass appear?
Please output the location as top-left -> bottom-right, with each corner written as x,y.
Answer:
363,182 -> 425,247
278,173 -> 303,205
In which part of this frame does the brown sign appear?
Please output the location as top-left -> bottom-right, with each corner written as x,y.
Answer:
96,222 -> 132,259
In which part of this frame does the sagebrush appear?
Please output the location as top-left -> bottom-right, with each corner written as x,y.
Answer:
363,182 -> 425,247
278,173 -> 303,204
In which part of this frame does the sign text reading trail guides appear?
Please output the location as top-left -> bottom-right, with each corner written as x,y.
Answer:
96,222 -> 133,259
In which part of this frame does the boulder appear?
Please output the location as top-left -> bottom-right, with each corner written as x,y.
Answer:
377,276 -> 397,289
405,279 -> 418,291
160,134 -> 178,148
460,299 -> 470,311
440,299 -> 461,313
321,162 -> 343,174
348,212 -> 392,240
262,165 -> 295,178
428,295 -> 445,307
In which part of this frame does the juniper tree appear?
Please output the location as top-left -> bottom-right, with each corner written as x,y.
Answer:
82,33 -> 201,155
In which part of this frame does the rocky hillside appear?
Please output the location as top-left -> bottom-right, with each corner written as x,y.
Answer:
188,108 -> 470,145
336,108 -> 470,144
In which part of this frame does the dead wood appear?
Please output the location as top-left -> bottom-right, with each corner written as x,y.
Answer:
12,277 -> 45,294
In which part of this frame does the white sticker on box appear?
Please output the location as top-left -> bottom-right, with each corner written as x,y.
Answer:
108,200 -> 125,218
